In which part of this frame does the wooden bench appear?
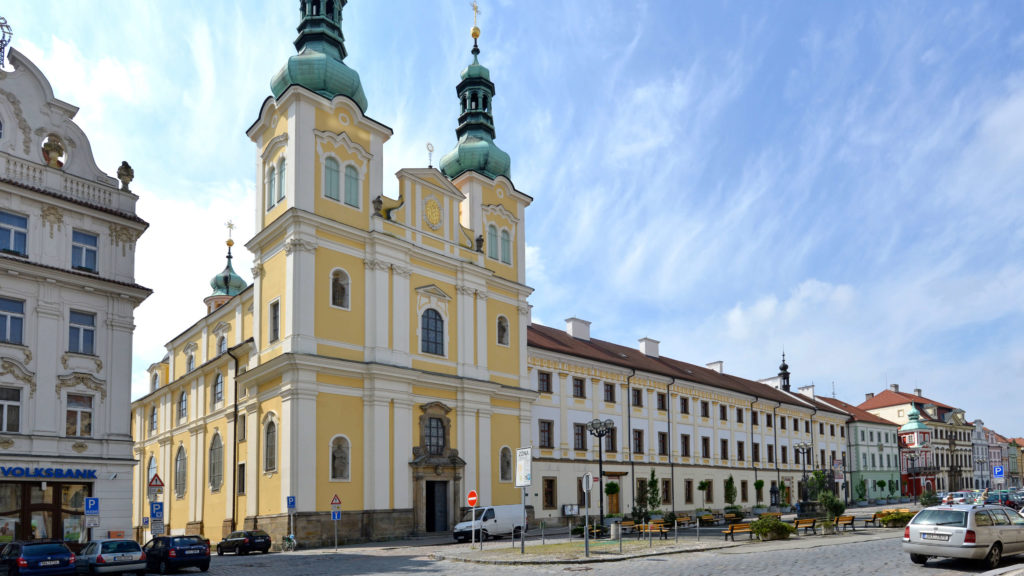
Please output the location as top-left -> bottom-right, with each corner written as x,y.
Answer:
674,516 -> 694,528
619,520 -> 636,534
698,514 -> 717,526
861,512 -> 881,527
898,508 -> 910,514
792,517 -> 816,535
724,513 -> 742,524
760,512 -> 782,519
722,522 -> 753,541
636,522 -> 669,539
836,515 -> 856,531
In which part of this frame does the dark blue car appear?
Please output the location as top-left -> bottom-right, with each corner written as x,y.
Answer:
0,541 -> 76,575
141,537 -> 209,573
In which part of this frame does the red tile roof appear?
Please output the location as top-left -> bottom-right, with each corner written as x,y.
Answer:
528,323 -> 847,416
817,397 -> 900,427
857,388 -> 955,412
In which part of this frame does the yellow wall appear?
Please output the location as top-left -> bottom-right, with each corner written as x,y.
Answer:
202,421 -> 228,530
314,248 -> 366,349
260,251 -> 287,360
257,396 -> 283,516
315,392 -> 365,511
490,411 -> 521,505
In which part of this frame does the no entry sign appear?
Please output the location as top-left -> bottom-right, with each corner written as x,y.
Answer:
467,490 -> 478,507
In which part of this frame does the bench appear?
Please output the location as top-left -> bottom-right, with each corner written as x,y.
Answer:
619,520 -> 636,534
792,517 -> 816,535
836,515 -> 855,531
722,522 -> 753,541
636,522 -> 669,540
760,512 -> 782,519
699,514 -> 717,526
861,512 -> 881,527
674,516 -> 694,528
724,513 -> 742,524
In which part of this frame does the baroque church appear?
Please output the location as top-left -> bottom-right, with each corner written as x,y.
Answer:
130,0 -> 533,542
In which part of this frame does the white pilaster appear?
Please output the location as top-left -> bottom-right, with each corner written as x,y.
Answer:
392,397 -> 414,508
285,238 -> 317,354
363,394 -> 391,509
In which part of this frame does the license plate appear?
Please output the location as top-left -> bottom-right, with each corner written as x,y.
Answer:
39,560 -> 59,566
922,533 -> 949,541
185,549 -> 200,554
115,555 -> 133,561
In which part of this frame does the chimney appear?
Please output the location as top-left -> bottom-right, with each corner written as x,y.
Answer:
706,361 -> 723,373
890,383 -> 899,392
565,317 -> 591,341
798,384 -> 815,399
638,337 -> 659,358
914,388 -> 921,397
865,392 -> 874,400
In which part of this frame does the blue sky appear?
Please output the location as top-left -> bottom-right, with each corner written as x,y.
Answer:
6,1 -> 1024,436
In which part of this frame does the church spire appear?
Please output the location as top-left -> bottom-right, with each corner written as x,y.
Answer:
205,221 -> 248,314
270,0 -> 368,112
778,351 -> 791,392
439,4 -> 511,181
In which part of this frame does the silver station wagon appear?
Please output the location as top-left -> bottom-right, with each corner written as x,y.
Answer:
901,504 -> 1024,569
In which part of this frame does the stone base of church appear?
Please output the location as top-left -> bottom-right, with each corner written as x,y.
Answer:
246,509 -> 418,549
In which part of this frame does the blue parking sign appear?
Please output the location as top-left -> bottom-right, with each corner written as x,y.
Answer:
84,497 -> 99,516
150,501 -> 164,520
287,496 -> 296,510
994,466 -> 1004,478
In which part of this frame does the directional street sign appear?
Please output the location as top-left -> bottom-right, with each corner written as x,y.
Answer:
331,510 -> 342,521
466,490 -> 478,507
151,520 -> 164,536
994,466 -> 1005,478
86,516 -> 100,528
150,502 -> 164,521
583,472 -> 593,493
84,497 -> 99,516
287,496 -> 296,510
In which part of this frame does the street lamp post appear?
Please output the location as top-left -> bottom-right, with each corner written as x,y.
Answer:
795,442 -> 812,502
587,418 -> 615,527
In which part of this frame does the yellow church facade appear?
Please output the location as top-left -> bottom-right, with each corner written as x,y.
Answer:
131,1 -> 534,543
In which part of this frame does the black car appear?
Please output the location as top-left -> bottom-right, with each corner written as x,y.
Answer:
0,540 -> 75,576
141,536 -> 209,573
216,531 -> 270,555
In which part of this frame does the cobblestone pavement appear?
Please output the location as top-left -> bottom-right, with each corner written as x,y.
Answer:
198,531 -> 1024,576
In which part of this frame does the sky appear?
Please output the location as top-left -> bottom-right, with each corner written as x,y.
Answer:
5,1 -> 1024,436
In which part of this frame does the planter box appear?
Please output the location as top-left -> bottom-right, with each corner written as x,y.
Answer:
752,507 -> 768,515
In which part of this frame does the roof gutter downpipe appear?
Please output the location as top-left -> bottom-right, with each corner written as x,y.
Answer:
667,378 -> 676,516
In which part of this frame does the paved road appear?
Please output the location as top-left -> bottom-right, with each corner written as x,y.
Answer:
197,535 -> 1024,576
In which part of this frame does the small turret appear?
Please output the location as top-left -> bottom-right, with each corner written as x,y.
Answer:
205,237 -> 248,314
778,352 -> 790,392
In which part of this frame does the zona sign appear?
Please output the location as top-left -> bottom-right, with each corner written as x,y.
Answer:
466,490 -> 478,507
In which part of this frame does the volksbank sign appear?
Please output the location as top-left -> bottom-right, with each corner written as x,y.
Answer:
0,466 -> 98,479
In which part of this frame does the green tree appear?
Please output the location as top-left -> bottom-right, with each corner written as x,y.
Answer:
754,479 -> 765,506
604,481 -> 619,497
646,469 -> 661,513
724,475 -> 737,507
697,479 -> 711,510
855,478 -> 867,501
819,490 -> 846,522
887,478 -> 897,497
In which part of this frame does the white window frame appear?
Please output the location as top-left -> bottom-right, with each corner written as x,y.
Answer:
323,156 -> 341,201
209,432 -> 224,491
269,299 -> 281,343
486,225 -> 498,259
0,211 -> 27,257
343,164 -> 360,208
0,387 -> 21,433
263,414 -> 278,473
174,445 -> 187,498
212,373 -> 224,406
177,391 -> 187,420
0,297 -> 24,345
496,315 -> 509,347
266,165 -> 277,210
186,353 -> 195,372
328,434 -> 351,481
329,268 -> 351,310
65,393 -> 93,437
217,336 -> 227,355
500,229 -> 511,264
71,230 -> 98,272
277,158 -> 287,202
68,310 -> 95,355
420,308 -> 445,356
149,407 -> 158,434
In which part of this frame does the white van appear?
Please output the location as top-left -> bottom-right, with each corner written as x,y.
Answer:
453,504 -> 526,542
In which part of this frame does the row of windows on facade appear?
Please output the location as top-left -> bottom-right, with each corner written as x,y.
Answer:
0,386 -> 94,437
537,373 -> 844,438
537,420 -> 847,468
265,158 -> 362,211
538,476 -> 783,510
0,297 -> 96,355
1,210 -> 101,273
485,225 -> 513,265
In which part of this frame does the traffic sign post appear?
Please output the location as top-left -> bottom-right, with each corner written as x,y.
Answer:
287,496 -> 296,542
331,495 -> 341,551
994,466 -> 1005,478
84,497 -> 100,540
583,473 -> 592,558
148,474 -> 164,502
515,447 -> 532,555
466,490 -> 479,550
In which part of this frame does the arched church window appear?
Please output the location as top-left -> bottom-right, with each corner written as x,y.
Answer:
277,158 -> 287,201
217,336 -> 227,355
267,166 -> 276,209
487,225 -> 498,259
174,446 -> 187,498
425,417 -> 445,455
151,373 -> 159,391
212,373 -> 224,405
344,165 -> 359,207
497,316 -> 509,346
177,392 -> 187,420
482,95 -> 489,111
149,407 -> 158,433
324,157 -> 340,200
500,230 -> 511,264
421,309 -> 444,356
264,419 -> 278,472
499,447 -> 512,482
461,95 -> 467,113
330,436 -> 350,480
331,269 -> 350,308
209,433 -> 224,490
147,456 -> 157,485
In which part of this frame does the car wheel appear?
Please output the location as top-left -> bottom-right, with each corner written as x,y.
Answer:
137,571 -> 147,576
240,547 -> 249,556
909,553 -> 928,565
200,561 -> 209,572
217,545 -> 223,556
482,530 -> 489,541
158,560 -> 170,575
983,543 -> 1003,569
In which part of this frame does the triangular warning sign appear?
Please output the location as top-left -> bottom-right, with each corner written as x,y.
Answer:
331,494 -> 341,506
149,474 -> 164,488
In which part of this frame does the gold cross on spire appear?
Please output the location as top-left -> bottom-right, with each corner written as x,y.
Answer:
225,220 -> 235,239
471,1 -> 481,26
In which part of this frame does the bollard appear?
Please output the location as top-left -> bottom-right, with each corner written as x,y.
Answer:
541,521 -> 545,546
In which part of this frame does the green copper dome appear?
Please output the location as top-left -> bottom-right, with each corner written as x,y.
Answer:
210,241 -> 247,297
899,408 -> 930,432
270,0 -> 368,112
440,41 -> 511,181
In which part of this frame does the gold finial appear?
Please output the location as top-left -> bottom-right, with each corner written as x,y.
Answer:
470,1 -> 481,39
225,220 -> 235,247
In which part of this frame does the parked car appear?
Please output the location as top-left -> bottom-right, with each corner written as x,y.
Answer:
0,540 -> 76,575
902,504 -> 1024,569
74,539 -> 145,575
215,531 -> 270,556
941,491 -> 972,505
141,536 -> 209,573
452,504 -> 526,542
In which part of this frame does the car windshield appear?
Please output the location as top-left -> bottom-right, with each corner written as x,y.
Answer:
101,541 -> 140,553
911,509 -> 967,527
24,544 -> 68,555
461,509 -> 486,522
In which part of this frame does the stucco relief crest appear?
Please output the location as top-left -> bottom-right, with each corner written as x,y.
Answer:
251,263 -> 265,278
40,205 -> 64,238
392,265 -> 412,278
0,358 -> 35,398
364,259 -> 391,272
0,88 -> 33,155
0,438 -> 14,450
455,285 -> 476,296
60,353 -> 102,374
284,238 -> 316,254
482,203 -> 519,224
109,224 -> 140,257
56,372 -> 107,402
71,442 -> 88,453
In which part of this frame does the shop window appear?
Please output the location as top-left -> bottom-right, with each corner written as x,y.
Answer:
65,394 -> 92,437
330,435 -> 351,481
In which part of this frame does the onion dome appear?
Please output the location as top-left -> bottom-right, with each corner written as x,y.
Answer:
900,408 -> 930,432
205,239 -> 247,314
439,24 -> 511,181
270,0 -> 368,112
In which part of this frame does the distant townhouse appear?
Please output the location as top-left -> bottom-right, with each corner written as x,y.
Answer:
815,397 -> 899,503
